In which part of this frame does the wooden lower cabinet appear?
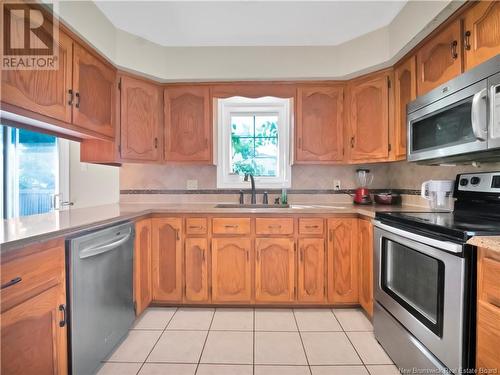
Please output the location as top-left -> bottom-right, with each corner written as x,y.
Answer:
211,237 -> 252,303
134,219 -> 152,316
476,247 -> 500,371
255,238 -> 295,303
297,238 -> 326,303
152,218 -> 183,302
1,239 -> 67,375
358,219 -> 374,317
185,238 -> 209,302
327,219 -> 358,304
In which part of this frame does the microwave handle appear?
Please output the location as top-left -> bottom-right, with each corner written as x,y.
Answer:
471,88 -> 488,141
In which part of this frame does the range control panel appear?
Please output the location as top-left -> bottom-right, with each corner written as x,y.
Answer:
458,171 -> 500,193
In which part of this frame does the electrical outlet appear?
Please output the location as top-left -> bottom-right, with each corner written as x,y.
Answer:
333,179 -> 341,190
186,179 -> 198,190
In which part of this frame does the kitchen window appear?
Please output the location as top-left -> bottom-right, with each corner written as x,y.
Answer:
1,125 -> 69,219
217,97 -> 292,188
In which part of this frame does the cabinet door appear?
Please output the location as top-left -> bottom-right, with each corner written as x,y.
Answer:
358,219 -> 374,317
134,219 -> 152,316
152,218 -> 183,302
185,238 -> 209,302
348,72 -> 390,161
1,28 -> 72,123
73,43 -> 116,138
327,219 -> 358,304
120,76 -> 161,161
296,86 -> 344,163
463,1 -> 500,71
211,238 -> 252,302
164,86 -> 212,163
394,56 -> 416,160
416,20 -> 462,96
255,238 -> 295,303
1,285 -> 67,375
297,238 -> 325,303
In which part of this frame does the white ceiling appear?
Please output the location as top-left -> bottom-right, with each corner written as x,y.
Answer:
94,1 -> 408,47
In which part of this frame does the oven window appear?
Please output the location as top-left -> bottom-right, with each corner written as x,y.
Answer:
381,238 -> 444,336
411,100 -> 475,152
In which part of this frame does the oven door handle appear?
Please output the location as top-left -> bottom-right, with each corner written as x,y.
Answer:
471,88 -> 488,141
373,220 -> 463,253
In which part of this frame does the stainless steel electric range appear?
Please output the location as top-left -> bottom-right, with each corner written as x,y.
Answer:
373,171 -> 500,374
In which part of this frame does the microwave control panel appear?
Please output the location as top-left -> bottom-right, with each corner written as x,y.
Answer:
458,172 -> 500,193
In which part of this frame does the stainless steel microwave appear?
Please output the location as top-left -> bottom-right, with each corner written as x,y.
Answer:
407,54 -> 500,164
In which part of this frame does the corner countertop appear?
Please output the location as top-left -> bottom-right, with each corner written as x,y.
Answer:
467,236 -> 500,253
1,202 -> 431,253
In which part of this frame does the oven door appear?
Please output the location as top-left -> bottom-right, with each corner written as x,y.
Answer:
374,221 -> 465,370
408,79 -> 488,162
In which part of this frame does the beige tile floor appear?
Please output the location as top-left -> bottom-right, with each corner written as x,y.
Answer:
98,307 -> 400,375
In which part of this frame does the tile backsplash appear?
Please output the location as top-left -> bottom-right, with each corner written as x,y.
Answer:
120,161 -> 500,192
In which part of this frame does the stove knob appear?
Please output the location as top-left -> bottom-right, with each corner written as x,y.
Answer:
459,178 -> 469,186
470,177 -> 481,185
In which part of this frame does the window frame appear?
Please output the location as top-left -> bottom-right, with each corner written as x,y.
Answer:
216,96 -> 292,189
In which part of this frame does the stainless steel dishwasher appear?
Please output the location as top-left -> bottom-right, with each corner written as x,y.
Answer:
67,221 -> 135,375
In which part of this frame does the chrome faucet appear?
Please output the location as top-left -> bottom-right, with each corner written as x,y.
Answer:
244,173 -> 257,204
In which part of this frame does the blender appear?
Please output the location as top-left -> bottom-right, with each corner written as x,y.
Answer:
354,168 -> 374,205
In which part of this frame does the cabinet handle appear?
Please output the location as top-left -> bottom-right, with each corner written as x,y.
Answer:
154,137 -> 158,149
202,249 -> 205,262
1,277 -> 22,290
300,248 -> 304,262
329,228 -> 333,242
224,224 -> 239,229
246,250 -> 249,261
175,229 -> 180,240
305,225 -> 319,229
59,304 -> 67,327
75,92 -> 81,108
464,31 -> 471,51
189,225 -> 203,230
450,40 -> 458,59
350,136 -> 355,148
68,89 -> 74,105
268,224 -> 282,229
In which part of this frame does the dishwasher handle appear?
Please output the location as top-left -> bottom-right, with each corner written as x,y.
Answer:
79,232 -> 132,259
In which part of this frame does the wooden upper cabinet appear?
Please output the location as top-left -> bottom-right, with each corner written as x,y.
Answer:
394,56 -> 417,160
358,219 -> 374,317
184,238 -> 209,302
296,86 -> 344,163
297,238 -> 325,303
1,285 -> 67,375
348,71 -> 390,162
211,238 -> 252,302
164,86 -> 212,163
327,219 -> 358,304
255,238 -> 295,302
416,19 -> 462,96
152,218 -> 183,302
463,1 -> 500,71
72,43 -> 116,138
1,28 -> 73,123
120,76 -> 162,162
134,219 -> 152,316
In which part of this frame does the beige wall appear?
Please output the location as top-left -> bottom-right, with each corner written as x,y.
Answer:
54,1 -> 457,81
70,142 -> 120,208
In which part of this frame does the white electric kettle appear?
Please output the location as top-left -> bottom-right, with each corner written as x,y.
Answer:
421,180 -> 455,211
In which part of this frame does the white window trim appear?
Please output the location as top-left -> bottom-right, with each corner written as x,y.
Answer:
217,96 -> 292,189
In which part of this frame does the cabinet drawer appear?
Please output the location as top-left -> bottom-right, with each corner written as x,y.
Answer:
480,257 -> 500,307
299,218 -> 324,235
186,218 -> 208,235
256,218 -> 294,235
1,241 -> 65,313
212,218 -> 251,235
477,300 -> 500,370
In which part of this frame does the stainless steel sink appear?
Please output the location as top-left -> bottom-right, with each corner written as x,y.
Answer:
215,203 -> 290,209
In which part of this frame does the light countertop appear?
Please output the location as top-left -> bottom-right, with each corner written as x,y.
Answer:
467,236 -> 500,253
1,202 -> 431,253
